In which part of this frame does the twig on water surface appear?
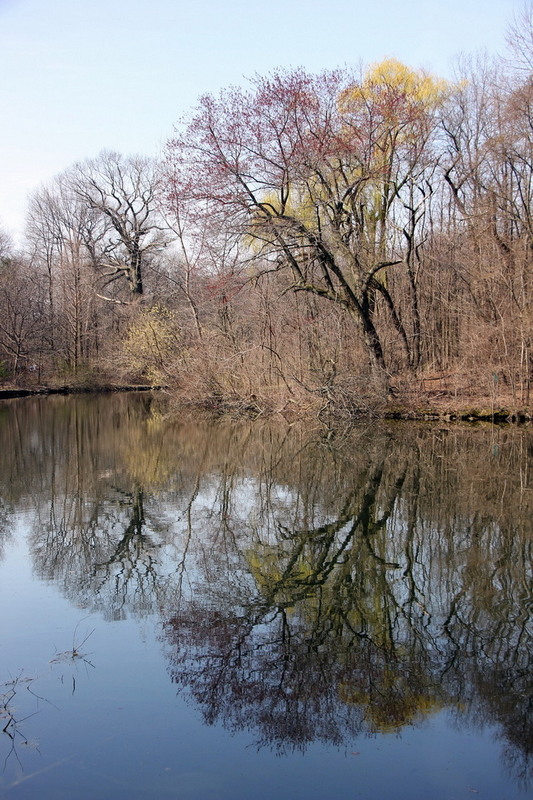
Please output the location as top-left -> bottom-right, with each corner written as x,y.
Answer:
50,617 -> 96,667
1,673 -> 43,770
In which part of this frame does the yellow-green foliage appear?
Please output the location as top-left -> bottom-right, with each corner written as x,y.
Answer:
339,58 -> 451,116
121,307 -> 180,383
245,60 -> 454,268
363,58 -> 451,108
245,544 -> 317,609
247,184 -> 319,234
338,669 -> 444,732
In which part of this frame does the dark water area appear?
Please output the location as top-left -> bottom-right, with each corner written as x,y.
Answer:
0,393 -> 531,799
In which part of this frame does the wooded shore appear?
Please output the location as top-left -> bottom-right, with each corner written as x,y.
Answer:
3,36 -> 533,422
1,382 -> 530,424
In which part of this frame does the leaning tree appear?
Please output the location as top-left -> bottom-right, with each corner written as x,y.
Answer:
165,62 -> 449,391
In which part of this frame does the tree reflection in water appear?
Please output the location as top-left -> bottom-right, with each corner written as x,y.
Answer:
0,394 -> 531,787
162,424 -> 532,787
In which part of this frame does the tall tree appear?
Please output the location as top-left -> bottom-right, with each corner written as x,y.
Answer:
166,63 -> 448,390
68,150 -> 169,298
26,177 -> 106,370
440,54 -> 533,398
0,259 -> 47,376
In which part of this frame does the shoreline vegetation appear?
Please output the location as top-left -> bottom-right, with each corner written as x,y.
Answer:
1,381 -> 531,424
3,17 -> 533,422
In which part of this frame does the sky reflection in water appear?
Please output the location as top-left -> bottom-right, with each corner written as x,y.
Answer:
0,393 -> 531,799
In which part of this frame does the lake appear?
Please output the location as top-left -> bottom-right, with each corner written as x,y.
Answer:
0,392 -> 531,799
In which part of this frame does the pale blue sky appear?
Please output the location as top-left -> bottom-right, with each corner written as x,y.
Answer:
0,0 -> 525,242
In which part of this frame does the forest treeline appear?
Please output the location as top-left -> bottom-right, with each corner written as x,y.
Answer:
2,10 -> 533,417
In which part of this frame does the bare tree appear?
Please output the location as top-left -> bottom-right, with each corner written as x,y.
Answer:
26,177 -> 106,371
67,151 -> 170,298
0,259 -> 47,376
506,2 -> 533,72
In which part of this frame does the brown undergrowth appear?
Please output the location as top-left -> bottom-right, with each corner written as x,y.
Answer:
1,370 -> 531,424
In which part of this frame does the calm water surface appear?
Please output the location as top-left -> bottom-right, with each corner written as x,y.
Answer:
0,393 -> 531,799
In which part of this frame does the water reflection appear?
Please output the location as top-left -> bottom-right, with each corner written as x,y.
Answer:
0,394 -> 532,788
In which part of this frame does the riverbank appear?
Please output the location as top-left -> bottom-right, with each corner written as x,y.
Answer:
0,384 -> 161,399
1,382 -> 531,424
168,390 -> 533,424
